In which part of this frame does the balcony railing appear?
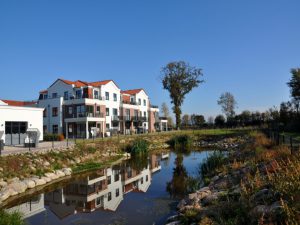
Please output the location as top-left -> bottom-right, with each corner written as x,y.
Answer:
122,100 -> 138,105
119,116 -> 148,122
150,105 -> 159,109
65,112 -> 104,119
111,115 -> 120,121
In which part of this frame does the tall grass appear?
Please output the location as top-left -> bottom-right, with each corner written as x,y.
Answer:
200,151 -> 227,184
127,138 -> 149,155
0,210 -> 25,225
168,135 -> 193,150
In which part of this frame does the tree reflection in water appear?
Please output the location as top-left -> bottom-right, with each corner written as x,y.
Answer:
166,149 -> 200,199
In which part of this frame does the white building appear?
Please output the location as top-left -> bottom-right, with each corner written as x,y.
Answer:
38,78 -> 167,139
0,100 -> 44,146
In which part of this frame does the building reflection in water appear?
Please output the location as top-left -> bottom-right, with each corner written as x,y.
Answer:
6,153 -> 169,220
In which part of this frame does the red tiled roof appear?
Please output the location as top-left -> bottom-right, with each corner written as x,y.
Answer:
1,100 -> 37,107
122,95 -> 130,103
121,89 -> 144,95
39,90 -> 48,94
89,80 -> 112,87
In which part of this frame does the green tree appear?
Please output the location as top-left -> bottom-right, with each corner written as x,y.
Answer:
181,114 -> 190,127
214,114 -> 225,127
217,92 -> 237,119
161,61 -> 204,129
287,68 -> 300,101
161,102 -> 174,127
191,114 -> 206,127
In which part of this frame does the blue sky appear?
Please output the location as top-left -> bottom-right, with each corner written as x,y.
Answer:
1,0 -> 300,118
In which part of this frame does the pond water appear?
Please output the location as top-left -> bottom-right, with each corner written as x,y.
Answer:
5,150 -> 213,225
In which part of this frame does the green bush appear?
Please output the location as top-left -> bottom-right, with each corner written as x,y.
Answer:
44,133 -> 60,141
168,135 -> 193,150
0,210 -> 25,225
200,151 -> 227,182
127,138 -> 149,155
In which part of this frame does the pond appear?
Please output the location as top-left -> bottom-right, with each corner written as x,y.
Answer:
4,150 -> 213,225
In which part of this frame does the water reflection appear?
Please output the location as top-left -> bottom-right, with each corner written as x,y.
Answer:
6,152 -> 169,220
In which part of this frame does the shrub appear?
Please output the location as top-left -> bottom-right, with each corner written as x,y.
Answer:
43,133 -> 63,141
0,210 -> 25,225
168,135 -> 193,150
200,151 -> 227,182
127,138 -> 149,155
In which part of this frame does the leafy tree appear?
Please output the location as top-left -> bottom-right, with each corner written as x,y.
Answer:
214,114 -> 225,127
207,116 -> 214,126
191,114 -> 206,127
217,92 -> 237,119
181,114 -> 190,127
161,102 -> 174,127
287,68 -> 300,102
161,61 -> 204,129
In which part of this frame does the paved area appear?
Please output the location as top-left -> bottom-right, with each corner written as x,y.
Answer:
0,140 -> 75,156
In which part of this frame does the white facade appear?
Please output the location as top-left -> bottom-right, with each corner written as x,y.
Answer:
0,104 -> 44,145
98,81 -> 121,132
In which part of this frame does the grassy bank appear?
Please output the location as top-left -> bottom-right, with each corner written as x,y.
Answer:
178,131 -> 300,225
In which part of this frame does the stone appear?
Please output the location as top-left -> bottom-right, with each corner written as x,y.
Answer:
177,199 -> 187,209
55,170 -> 66,178
188,193 -> 198,200
0,181 -> 7,188
250,205 -> 269,217
62,168 -> 72,176
42,176 -> 51,183
32,177 -> 46,186
43,161 -> 50,167
44,172 -> 58,180
8,181 -> 27,194
23,179 -> 36,189
0,188 -> 11,201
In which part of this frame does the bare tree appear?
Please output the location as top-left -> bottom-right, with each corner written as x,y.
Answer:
217,92 -> 237,119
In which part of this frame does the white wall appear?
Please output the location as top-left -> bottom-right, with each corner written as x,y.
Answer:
135,90 -> 150,130
0,105 -> 44,143
38,97 -> 63,134
99,81 -> 121,130
47,80 -> 74,99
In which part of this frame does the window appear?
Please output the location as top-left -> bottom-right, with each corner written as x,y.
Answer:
107,176 -> 111,185
52,125 -> 58,134
141,177 -> 144,184
143,99 -> 146,106
146,175 -> 149,182
113,108 -> 118,116
52,93 -> 57,98
94,90 -> 99,99
116,188 -> 119,197
105,92 -> 109,100
138,98 -> 141,105
113,93 -> 117,101
134,110 -> 138,119
144,111 -> 146,117
96,106 -> 100,112
75,90 -> 81,99
106,123 -> 110,129
44,94 -> 48,99
108,192 -> 112,201
64,91 -> 68,100
43,109 -> 47,117
43,125 -> 47,133
52,107 -> 58,117
130,96 -> 134,103
114,171 -> 120,182
106,108 -> 109,116
68,106 -> 73,115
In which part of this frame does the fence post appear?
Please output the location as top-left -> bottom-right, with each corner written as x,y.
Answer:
290,137 -> 293,155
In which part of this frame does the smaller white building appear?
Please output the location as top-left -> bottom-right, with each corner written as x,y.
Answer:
0,100 -> 44,146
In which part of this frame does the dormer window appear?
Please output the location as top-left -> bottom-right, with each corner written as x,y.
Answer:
143,99 -> 146,106
113,93 -> 117,102
138,98 -> 141,105
105,92 -> 109,100
75,90 -> 81,99
94,90 -> 99,99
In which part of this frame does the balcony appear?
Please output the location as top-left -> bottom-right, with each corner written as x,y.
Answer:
65,112 -> 104,119
111,115 -> 120,121
150,105 -> 159,109
119,116 -> 132,121
122,100 -> 138,105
